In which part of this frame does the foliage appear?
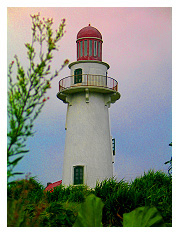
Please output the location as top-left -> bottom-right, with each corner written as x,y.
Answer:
7,171 -> 172,227
7,177 -> 47,226
41,202 -> 76,227
7,176 -> 44,203
123,206 -> 166,227
130,170 -> 172,224
73,194 -> 104,227
164,142 -> 172,176
94,178 -> 135,226
7,12 -> 69,184
7,177 -> 80,227
46,184 -> 91,203
7,198 -> 28,227
93,170 -> 172,226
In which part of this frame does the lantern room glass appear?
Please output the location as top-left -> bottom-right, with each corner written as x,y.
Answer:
89,40 -> 92,56
98,41 -> 100,57
80,41 -> 83,57
94,41 -> 97,56
84,40 -> 87,56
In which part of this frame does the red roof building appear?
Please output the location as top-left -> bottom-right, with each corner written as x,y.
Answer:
45,180 -> 62,192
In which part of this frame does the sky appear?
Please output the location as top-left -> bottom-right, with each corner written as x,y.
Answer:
6,5 -> 172,186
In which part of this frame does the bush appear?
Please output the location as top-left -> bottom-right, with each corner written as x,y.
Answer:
41,202 -> 76,227
93,171 -> 172,226
46,184 -> 91,203
7,171 -> 172,227
94,178 -> 134,226
7,177 -> 45,203
7,177 -> 48,226
7,178 -> 89,226
130,170 -> 172,224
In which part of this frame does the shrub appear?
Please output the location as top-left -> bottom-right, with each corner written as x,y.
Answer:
93,171 -> 172,226
7,177 -> 47,226
7,171 -> 172,227
40,202 -> 76,227
130,170 -> 172,224
7,198 -> 29,227
94,178 -> 133,226
46,184 -> 91,203
7,177 -> 45,203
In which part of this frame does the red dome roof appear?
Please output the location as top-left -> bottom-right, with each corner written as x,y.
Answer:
77,24 -> 102,40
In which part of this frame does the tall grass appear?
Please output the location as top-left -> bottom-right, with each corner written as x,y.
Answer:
46,184 -> 91,203
94,178 -> 133,226
7,170 -> 172,227
130,170 -> 172,224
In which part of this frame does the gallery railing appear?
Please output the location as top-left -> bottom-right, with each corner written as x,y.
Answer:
59,74 -> 118,92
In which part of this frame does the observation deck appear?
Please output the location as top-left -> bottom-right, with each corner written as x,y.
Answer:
57,74 -> 120,103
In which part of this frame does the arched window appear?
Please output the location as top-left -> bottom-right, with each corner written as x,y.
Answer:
74,68 -> 82,84
74,166 -> 84,185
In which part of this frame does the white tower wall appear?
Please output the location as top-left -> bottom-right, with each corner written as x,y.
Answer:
69,61 -> 108,76
62,91 -> 113,188
57,25 -> 120,188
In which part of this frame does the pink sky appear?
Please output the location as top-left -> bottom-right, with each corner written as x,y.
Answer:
6,7 -> 172,185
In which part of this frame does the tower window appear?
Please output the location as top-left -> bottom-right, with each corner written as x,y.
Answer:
98,41 -> 100,57
74,166 -> 84,185
77,42 -> 80,58
94,41 -> 97,56
84,40 -> 87,56
89,40 -> 92,56
112,138 -> 115,155
74,68 -> 82,84
80,41 -> 83,57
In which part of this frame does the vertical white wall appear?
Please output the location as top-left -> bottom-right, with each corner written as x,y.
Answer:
62,92 -> 113,188
70,61 -> 109,76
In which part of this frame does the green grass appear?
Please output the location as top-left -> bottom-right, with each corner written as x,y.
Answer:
7,170 -> 172,227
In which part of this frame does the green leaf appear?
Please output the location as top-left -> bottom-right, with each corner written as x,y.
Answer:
12,150 -> 29,156
9,156 -> 24,167
10,172 -> 24,176
123,206 -> 166,227
164,160 -> 172,165
73,194 -> 104,227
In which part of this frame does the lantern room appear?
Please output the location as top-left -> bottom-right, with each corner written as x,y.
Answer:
76,24 -> 103,61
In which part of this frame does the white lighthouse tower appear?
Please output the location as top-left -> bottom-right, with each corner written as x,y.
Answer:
57,24 -> 120,188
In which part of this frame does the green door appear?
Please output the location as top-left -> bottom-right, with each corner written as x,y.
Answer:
74,166 -> 84,185
74,69 -> 82,84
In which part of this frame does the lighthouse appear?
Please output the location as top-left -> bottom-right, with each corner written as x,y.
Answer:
57,24 -> 120,188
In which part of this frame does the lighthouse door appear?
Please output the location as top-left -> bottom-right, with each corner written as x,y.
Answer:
74,68 -> 82,84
